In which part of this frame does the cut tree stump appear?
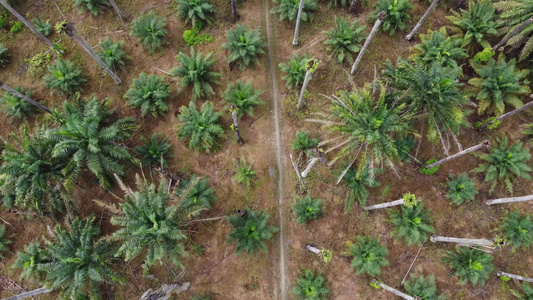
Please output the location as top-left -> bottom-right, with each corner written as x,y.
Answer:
140,282 -> 190,300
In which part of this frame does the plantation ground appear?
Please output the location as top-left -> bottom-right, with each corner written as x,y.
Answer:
0,0 -> 532,299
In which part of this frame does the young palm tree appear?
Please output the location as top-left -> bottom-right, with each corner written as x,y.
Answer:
292,194 -> 323,224
389,201 -> 434,245
341,164 -> 382,211
0,43 -> 8,67
124,72 -> 171,117
292,270 -> 330,300
412,27 -> 467,69
291,130 -> 319,160
222,80 -> 264,118
175,174 -> 216,210
234,157 -> 256,187
43,59 -> 86,94
0,225 -> 11,259
445,173 -> 478,206
494,0 -> 533,61
500,211 -> 533,249
32,18 -> 52,36
403,274 -> 447,300
371,0 -> 412,36
0,86 -> 35,120
177,101 -> 224,152
323,17 -> 366,65
171,48 -> 221,100
176,0 -> 216,30
135,133 -> 172,168
442,247 -> 494,286
471,135 -> 531,194
50,96 -> 137,189
279,53 -> 309,90
73,0 -> 109,15
271,0 -> 317,23
12,242 -> 47,281
130,11 -> 168,54
96,38 -> 127,69
468,54 -> 530,116
348,236 -> 389,276
226,207 -> 279,255
223,24 -> 266,71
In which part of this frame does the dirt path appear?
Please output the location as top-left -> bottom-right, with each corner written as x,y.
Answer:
262,1 -> 288,299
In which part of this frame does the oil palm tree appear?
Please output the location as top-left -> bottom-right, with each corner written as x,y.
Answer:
226,207 -> 279,255
389,201 -> 435,245
348,236 -> 389,276
442,247 -> 494,286
177,101 -> 224,152
171,48 -> 221,100
222,24 -> 266,71
412,27 -> 467,69
494,0 -> 533,61
322,16 -> 366,65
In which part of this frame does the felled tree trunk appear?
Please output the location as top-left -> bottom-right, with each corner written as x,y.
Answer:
486,194 -> 533,206
140,282 -> 190,300
231,0 -> 239,22
297,70 -> 311,109
405,0 -> 439,40
497,271 -> 533,283
425,140 -> 491,168
0,0 -> 55,49
492,17 -> 533,52
0,82 -> 53,114
292,0 -> 305,45
301,157 -> 318,178
479,100 -> 533,130
305,244 -> 321,255
370,279 -> 420,300
364,198 -> 420,211
61,23 -> 122,85
230,108 -> 244,145
108,0 -> 125,22
351,11 -> 385,74
3,287 -> 52,300
430,235 -> 495,248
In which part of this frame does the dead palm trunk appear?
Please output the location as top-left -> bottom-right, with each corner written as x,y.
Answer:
140,282 -> 190,300
108,0 -> 125,22
486,194 -> 533,206
305,244 -> 321,255
430,235 -> 495,248
425,140 -> 491,169
479,99 -> 533,130
364,198 -> 420,211
351,11 -> 385,74
497,272 -> 533,283
297,70 -> 311,109
370,279 -> 420,300
0,82 -> 53,115
0,0 -> 55,49
229,105 -> 244,145
349,0 -> 358,14
301,157 -> 318,178
3,287 -> 52,300
231,0 -> 238,22
60,23 -> 122,85
405,0 -> 439,41
292,0 -> 305,45
492,17 -> 533,52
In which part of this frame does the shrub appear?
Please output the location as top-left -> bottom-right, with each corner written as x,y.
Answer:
279,53 -> 309,90
419,159 -> 440,175
371,0 -> 412,36
0,87 -> 35,120
43,59 -> 86,94
223,24 -> 266,71
292,270 -> 330,300
135,133 -> 172,168
73,0 -> 108,15
348,236 -> 389,276
183,29 -> 214,46
412,27 -> 467,69
500,211 -> 533,249
9,21 -> 23,33
0,225 -> 11,259
0,43 -> 9,67
271,0 -> 318,23
471,135 -> 531,194
389,202 -> 434,245
96,38 -> 127,69
175,174 -> 216,210
25,51 -> 51,74
222,80 -> 264,118
446,173 -> 477,206
293,194 -> 323,224
171,48 -> 221,100
226,207 -> 279,255
32,18 -> 52,36
341,164 -> 381,211
403,274 -> 447,300
176,0 -> 216,30
124,73 -> 171,117
234,158 -> 256,187
130,11 -> 168,54
323,17 -> 366,65
177,101 -> 224,152
442,247 -> 494,286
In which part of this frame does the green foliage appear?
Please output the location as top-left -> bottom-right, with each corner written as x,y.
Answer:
176,0 -> 216,29
183,29 -> 214,46
32,18 -> 52,36
73,0 -> 109,15
223,24 -> 266,71
9,21 -> 23,33
130,11 -> 168,54
271,0 -> 318,23
389,202 -> 434,245
43,59 -> 86,94
446,0 -> 501,50
403,274 -> 447,300
394,135 -> 416,162
171,48 -> 221,100
96,38 -> 127,69
500,211 -> 533,249
50,96 -> 136,188
371,0 -> 412,36
0,43 -> 9,67
322,0 -> 349,8
442,247 -> 495,286
175,174 -> 216,210
473,47 -> 495,63
468,54 -> 530,116
0,10 -> 7,29
292,270 -> 330,300
279,53 -> 309,90
177,101 -> 224,152
226,207 -> 279,255
222,80 -> 264,118
124,73 -> 171,117
323,17 -> 366,65
135,133 -> 172,168
494,0 -> 533,61
12,242 -> 46,281
446,173 -> 477,205
25,51 -> 51,74
419,159 -> 440,175
0,225 -> 11,259
291,130 -> 319,158
54,20 -> 67,34
412,27 -> 467,69
515,282 -> 533,299
348,236 -> 389,276
341,164 -> 381,211
293,194 -> 323,224
0,87 -> 35,120
471,135 -> 531,194
234,158 -> 256,187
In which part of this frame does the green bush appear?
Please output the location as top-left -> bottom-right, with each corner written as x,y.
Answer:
124,73 -> 171,117
341,164 -> 381,211
446,173 -> 478,206
292,270 -> 330,300
271,0 -> 318,23
135,133 -> 172,168
0,43 -> 9,67
183,29 -> 214,46
222,80 -> 264,118
348,236 -> 389,276
25,51 -> 51,74
0,225 -> 11,259
371,0 -> 412,36
176,0 -> 216,29
223,24 -> 266,71
442,247 -> 494,286
130,11 -> 168,54
234,158 -> 256,187
419,159 -> 439,175
293,194 -> 323,224
500,211 -> 533,249
96,38 -> 127,69
32,18 -> 52,36
389,202 -> 434,245
43,59 -> 86,94
403,274 -> 447,300
0,87 -> 35,120
226,207 -> 279,255
171,48 -> 221,100
177,101 -> 224,152
73,0 -> 108,15
323,16 -> 366,65
279,53 -> 309,90
9,21 -> 23,33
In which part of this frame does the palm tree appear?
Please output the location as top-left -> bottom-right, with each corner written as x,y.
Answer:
323,17 -> 366,65
50,96 -> 137,189
222,80 -> 264,118
446,173 -> 478,206
176,0 -> 216,29
371,0 -> 412,36
130,11 -> 168,54
442,247 -> 494,286
0,225 -> 11,259
177,101 -> 224,152
171,48 -> 221,100
292,194 -> 323,224
403,274 -> 447,300
494,0 -> 533,61
292,270 -> 330,299
123,72 -> 171,117
0,86 -> 36,120
341,163 -> 382,211
411,27 -> 467,69
43,59 -> 86,95
226,207 -> 279,255
96,38 -> 127,69
271,0 -> 317,24
348,236 -> 389,276
135,133 -> 172,168
389,202 -> 435,245
223,24 -> 266,71
73,0 -> 108,15
500,211 -> 533,249
279,53 -> 310,90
